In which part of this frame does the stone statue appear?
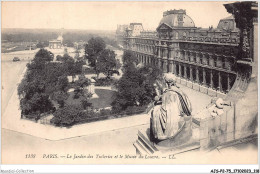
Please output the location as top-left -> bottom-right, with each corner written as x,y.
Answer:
150,73 -> 192,141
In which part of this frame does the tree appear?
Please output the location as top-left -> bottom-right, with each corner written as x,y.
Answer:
60,53 -> 74,63
34,48 -> 54,63
74,48 -> 80,60
76,74 -> 90,88
96,49 -> 121,78
20,92 -> 54,116
63,39 -> 74,47
74,75 -> 91,99
56,76 -> 69,92
36,42 -> 44,48
52,91 -> 69,108
122,50 -> 139,67
55,54 -> 84,76
112,63 -> 162,113
56,55 -> 63,61
84,37 -> 106,69
64,48 -> 68,54
51,105 -> 84,126
18,49 -> 64,118
18,46 -> 88,121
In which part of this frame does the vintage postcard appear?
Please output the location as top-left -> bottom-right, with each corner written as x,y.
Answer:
1,0 -> 258,169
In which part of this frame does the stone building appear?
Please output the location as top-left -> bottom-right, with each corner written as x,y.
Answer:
132,2 -> 258,155
122,9 -> 241,98
116,24 -> 129,46
49,34 -> 63,49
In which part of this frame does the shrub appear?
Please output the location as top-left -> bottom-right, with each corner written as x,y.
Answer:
95,78 -> 117,86
51,105 -> 83,127
99,108 -> 112,116
82,67 -> 96,74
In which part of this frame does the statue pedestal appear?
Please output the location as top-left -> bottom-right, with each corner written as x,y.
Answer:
134,122 -> 200,155
88,78 -> 99,98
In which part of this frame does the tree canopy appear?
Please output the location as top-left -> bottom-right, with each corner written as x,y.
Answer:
84,37 -> 106,68
96,49 -> 121,78
85,37 -> 121,78
111,51 -> 162,113
18,49 -> 86,120
122,50 -> 139,67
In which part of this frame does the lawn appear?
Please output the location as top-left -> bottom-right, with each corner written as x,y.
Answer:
89,89 -> 116,109
66,88 -> 116,109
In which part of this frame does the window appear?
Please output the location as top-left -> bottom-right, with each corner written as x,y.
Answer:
175,32 -> 179,39
183,32 -> 187,38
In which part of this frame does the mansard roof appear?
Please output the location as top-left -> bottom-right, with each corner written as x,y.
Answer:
157,12 -> 196,31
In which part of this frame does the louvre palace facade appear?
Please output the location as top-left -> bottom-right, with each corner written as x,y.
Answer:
118,9 -> 245,98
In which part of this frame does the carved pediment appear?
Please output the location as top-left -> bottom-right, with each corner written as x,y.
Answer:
156,23 -> 173,31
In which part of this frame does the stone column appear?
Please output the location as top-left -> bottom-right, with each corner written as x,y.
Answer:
218,71 -> 222,92
210,70 -> 214,88
190,65 -> 193,81
196,67 -> 199,83
184,64 -> 187,79
203,68 -> 206,85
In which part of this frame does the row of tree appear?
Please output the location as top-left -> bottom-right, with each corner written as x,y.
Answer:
18,49 -> 85,120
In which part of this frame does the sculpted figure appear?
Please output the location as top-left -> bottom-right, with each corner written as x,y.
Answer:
150,73 -> 192,141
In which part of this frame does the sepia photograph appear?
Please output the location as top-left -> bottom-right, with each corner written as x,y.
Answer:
1,0 -> 259,172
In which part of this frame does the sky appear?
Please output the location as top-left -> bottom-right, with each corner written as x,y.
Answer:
2,1 -> 234,31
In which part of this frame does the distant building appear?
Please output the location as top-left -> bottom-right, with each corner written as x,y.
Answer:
116,24 -> 129,45
127,23 -> 144,37
116,23 -> 144,46
49,32 -> 63,49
